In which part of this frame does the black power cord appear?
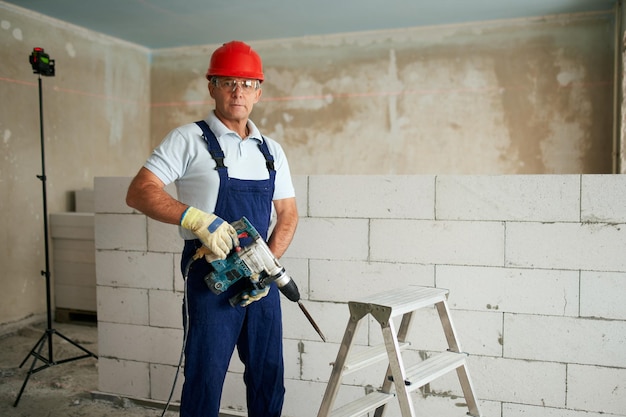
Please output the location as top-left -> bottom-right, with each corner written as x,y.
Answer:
160,256 -> 196,417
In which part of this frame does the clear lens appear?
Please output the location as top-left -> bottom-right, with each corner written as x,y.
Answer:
215,78 -> 258,93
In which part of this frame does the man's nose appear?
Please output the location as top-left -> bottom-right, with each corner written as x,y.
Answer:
231,81 -> 244,93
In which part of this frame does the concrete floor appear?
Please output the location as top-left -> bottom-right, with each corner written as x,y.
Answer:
0,320 -> 178,417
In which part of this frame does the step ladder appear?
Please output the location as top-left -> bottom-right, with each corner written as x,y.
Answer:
317,286 -> 481,417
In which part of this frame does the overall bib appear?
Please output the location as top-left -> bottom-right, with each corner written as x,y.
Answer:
179,121 -> 284,417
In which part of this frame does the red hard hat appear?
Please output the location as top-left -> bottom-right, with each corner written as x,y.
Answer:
206,40 -> 264,82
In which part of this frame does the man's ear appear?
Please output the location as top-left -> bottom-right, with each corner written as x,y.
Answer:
208,82 -> 216,99
253,87 -> 262,103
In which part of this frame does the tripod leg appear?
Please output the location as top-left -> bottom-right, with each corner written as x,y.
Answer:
17,332 -> 47,368
53,329 -> 98,358
14,333 -> 49,407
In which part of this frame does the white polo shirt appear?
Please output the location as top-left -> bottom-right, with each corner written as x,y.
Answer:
144,111 -> 295,240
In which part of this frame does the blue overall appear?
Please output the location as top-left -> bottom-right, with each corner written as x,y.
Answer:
179,121 -> 284,417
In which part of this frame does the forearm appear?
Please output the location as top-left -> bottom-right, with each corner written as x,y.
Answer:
267,198 -> 298,259
126,167 -> 187,225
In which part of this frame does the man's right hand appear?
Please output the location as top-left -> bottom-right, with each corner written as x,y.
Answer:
180,207 -> 239,259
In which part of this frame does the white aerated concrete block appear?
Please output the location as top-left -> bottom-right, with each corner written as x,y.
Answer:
95,214 -> 147,250
53,251 -> 96,284
94,177 -> 134,213
284,380 -> 347,417
173,252 -> 184,292
98,322 -> 149,361
448,309 -> 503,357
567,364 -> 626,415
51,213 -> 97,312
436,175 -> 580,221
96,250 -> 174,290
281,379 -> 364,417
55,285 -> 96,311
149,289 -> 183,329
150,363 -> 183,402
220,372 -> 247,413
50,212 -> 95,239
309,175 -> 435,219
309,259 -> 434,302
580,271 -> 626,320
468,356 -> 566,406
98,357 -> 150,399
506,222 -> 626,271
53,239 -> 96,266
371,219 -> 505,266
504,314 -> 626,367
96,286 -> 148,325
292,174 -> 308,217
98,322 -> 182,365
280,299 -> 347,343
75,188 -> 95,212
407,395 -> 498,417
277,257 -> 309,299
283,338 -> 336,383
582,175 -> 626,223
502,403 -> 615,417
147,218 -> 181,253
438,265 -> 579,316
285,218 -> 369,260
225,351 -> 244,374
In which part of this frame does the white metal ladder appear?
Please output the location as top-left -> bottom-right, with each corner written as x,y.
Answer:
317,286 -> 482,417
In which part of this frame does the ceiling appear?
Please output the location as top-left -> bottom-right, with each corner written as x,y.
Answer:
2,0 -> 618,50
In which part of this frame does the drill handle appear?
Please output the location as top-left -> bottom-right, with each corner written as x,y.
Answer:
228,279 -> 267,307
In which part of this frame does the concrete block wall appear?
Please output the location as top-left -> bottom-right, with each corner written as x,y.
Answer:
95,175 -> 626,417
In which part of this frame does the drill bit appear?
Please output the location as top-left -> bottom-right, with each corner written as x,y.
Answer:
298,301 -> 326,342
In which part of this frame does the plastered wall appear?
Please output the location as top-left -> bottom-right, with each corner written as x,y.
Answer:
151,12 -> 616,175
0,4 -> 151,326
95,175 -> 626,417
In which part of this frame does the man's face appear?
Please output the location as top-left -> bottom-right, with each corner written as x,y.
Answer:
209,77 -> 262,124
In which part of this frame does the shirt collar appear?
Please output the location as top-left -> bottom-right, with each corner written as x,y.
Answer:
206,111 -> 263,143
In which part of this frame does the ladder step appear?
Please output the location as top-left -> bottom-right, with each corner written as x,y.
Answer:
329,391 -> 395,417
402,351 -> 468,392
350,286 -> 448,319
342,342 -> 410,375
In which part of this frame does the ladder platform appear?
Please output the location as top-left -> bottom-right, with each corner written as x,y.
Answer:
401,351 -> 468,392
341,342 -> 410,375
329,391 -> 395,417
350,286 -> 449,320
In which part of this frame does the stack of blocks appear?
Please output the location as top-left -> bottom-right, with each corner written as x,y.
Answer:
51,189 -> 97,320
94,175 -> 626,417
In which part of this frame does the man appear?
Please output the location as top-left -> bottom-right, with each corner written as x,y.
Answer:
126,40 -> 298,417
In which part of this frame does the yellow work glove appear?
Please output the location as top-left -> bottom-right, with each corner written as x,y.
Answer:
180,207 -> 239,260
239,273 -> 270,307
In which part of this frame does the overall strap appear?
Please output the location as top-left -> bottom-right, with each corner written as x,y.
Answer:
257,139 -> 276,173
196,119 -> 276,176
195,120 -> 227,170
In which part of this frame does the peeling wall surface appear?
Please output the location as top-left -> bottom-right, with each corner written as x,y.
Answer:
152,13 -> 615,175
0,5 -> 151,324
95,175 -> 626,417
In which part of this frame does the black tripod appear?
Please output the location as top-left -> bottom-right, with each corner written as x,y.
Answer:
14,48 -> 98,408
